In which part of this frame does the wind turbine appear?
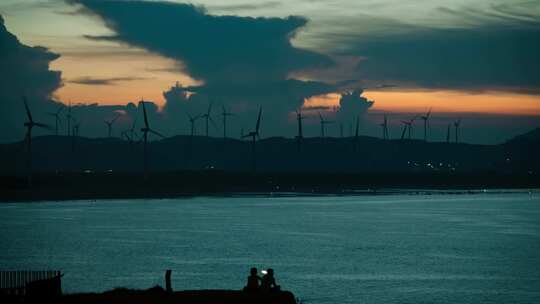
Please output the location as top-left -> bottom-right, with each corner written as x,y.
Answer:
140,100 -> 165,179
242,107 -> 262,171
104,114 -> 120,138
121,116 -> 138,143
47,106 -> 63,136
318,111 -> 334,137
446,123 -> 451,143
23,97 -> 51,187
186,112 -> 202,137
380,114 -> 389,140
295,109 -> 304,152
201,102 -> 217,137
400,122 -> 408,140
221,105 -> 235,139
420,108 -> 432,141
454,118 -> 462,143
400,116 -> 417,140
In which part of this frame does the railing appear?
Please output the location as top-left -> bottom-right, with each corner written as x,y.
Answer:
0,270 -> 62,297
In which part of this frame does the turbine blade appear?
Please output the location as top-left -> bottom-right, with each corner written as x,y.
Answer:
255,107 -> 262,132
35,122 -> 53,130
23,96 -> 33,122
149,129 -> 165,138
141,100 -> 149,128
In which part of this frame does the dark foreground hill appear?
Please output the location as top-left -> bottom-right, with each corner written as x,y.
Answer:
4,286 -> 297,304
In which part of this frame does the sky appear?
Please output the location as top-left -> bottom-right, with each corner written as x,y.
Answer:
0,0 -> 539,143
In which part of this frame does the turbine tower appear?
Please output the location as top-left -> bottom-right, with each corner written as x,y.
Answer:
380,114 -> 389,140
221,105 -> 234,138
140,100 -> 165,180
446,123 -> 451,143
242,107 -> 262,171
454,118 -> 462,143
47,106 -> 63,136
201,102 -> 216,137
104,114 -> 120,138
295,109 -> 304,152
420,108 -> 432,141
23,97 -> 51,187
318,111 -> 334,137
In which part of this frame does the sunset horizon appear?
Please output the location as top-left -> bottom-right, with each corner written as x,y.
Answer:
1,0 -> 539,144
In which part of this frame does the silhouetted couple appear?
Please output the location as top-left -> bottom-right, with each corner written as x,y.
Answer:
244,267 -> 280,292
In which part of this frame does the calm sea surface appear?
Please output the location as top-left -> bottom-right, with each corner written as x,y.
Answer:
1,192 -> 540,304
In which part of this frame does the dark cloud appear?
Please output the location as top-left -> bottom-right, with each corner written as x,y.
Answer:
346,22 -> 540,93
0,15 -> 165,142
68,76 -> 150,85
0,14 -> 62,142
72,0 -> 332,85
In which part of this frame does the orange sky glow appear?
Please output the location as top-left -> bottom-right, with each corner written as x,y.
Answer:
50,50 -> 540,116
304,91 -> 540,116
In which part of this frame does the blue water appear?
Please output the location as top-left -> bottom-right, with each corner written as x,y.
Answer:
1,193 -> 540,304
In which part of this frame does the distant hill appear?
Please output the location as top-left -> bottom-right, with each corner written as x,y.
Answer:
2,133 -> 536,175
506,127 -> 540,144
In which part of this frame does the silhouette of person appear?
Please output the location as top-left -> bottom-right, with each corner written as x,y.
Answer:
261,268 -> 280,292
243,267 -> 262,292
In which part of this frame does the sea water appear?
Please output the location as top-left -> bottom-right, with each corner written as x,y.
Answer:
1,192 -> 539,303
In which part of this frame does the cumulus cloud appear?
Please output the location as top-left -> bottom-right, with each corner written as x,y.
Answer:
0,14 -> 62,142
336,89 -> 374,123
69,0 -> 338,137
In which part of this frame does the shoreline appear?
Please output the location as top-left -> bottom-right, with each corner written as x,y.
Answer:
2,171 -> 538,203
